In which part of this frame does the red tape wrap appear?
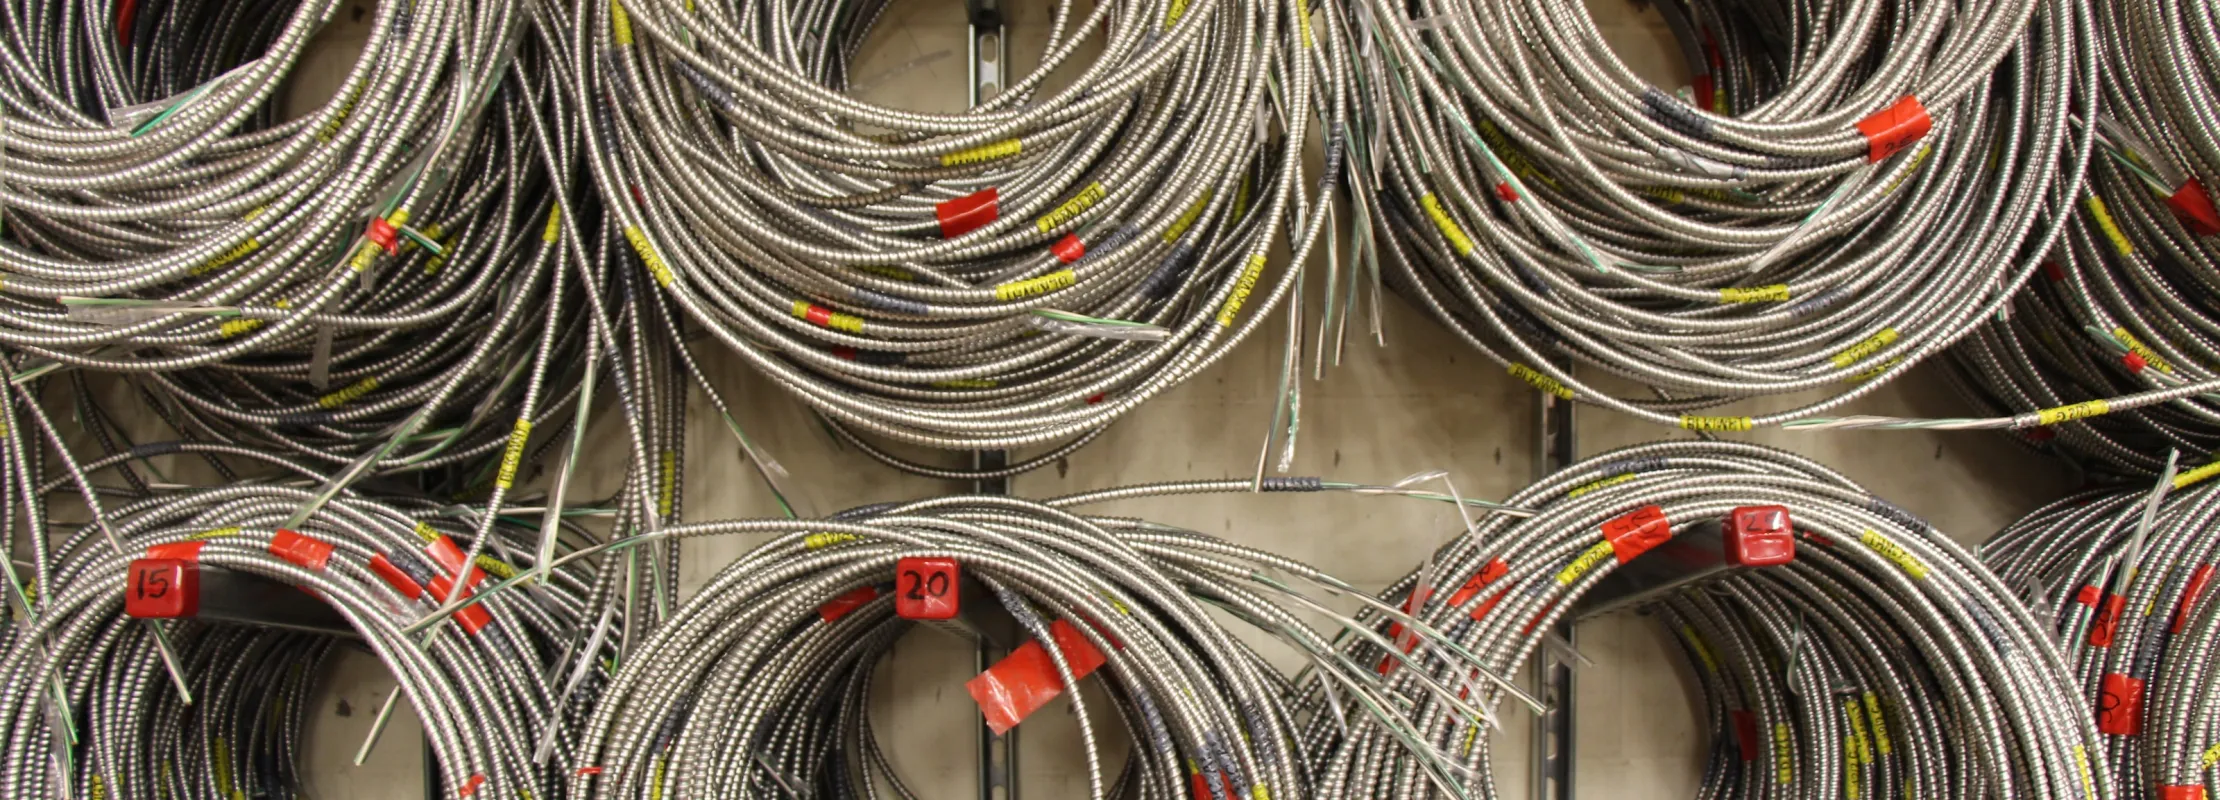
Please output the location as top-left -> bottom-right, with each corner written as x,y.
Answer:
967,619 -> 1108,735
269,529 -> 334,572
369,554 -> 424,600
820,586 -> 879,623
2097,673 -> 2145,736
2089,594 -> 2126,648
2168,179 -> 2220,236
1604,505 -> 1670,562
423,536 -> 492,634
2161,786 -> 2207,800
146,541 -> 206,562
2175,564 -> 2215,634
936,188 -> 1000,239
1730,709 -> 1759,762
1854,96 -> 1930,163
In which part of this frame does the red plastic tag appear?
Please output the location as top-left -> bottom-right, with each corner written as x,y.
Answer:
366,218 -> 402,255
966,619 -> 1109,734
423,536 -> 492,634
820,586 -> 879,623
575,767 -> 605,777
2090,594 -> 2126,648
458,774 -> 486,797
2097,673 -> 2145,736
1053,234 -> 1086,263
1730,709 -> 1759,761
2075,585 -> 2100,607
895,557 -> 960,619
2174,564 -> 2215,634
1724,505 -> 1795,567
269,529 -> 334,572
1855,96 -> 1930,163
1495,182 -> 1518,203
1691,76 -> 1715,117
2162,786 -> 2207,800
1603,505 -> 1670,562
2124,352 -> 2149,373
369,554 -> 424,600
125,559 -> 200,618
936,188 -> 1000,239
117,0 -> 138,46
146,541 -> 206,562
2168,179 -> 2220,236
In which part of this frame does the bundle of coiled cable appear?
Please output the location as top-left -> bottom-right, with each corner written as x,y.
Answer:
0,480 -> 625,799
1983,462 -> 2220,798
0,0 -> 643,492
1346,0 -> 2094,430
1310,441 -> 2109,798
559,479 -> 1545,799
576,0 -> 1352,462
1941,0 -> 2220,479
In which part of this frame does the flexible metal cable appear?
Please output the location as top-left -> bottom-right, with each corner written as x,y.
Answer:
1309,440 -> 2108,798
1342,0 -> 2095,432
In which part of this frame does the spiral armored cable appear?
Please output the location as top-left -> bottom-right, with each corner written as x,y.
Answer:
1346,0 -> 2094,431
1942,0 -> 2220,479
1310,440 -> 2107,799
1984,465 -> 2220,799
548,477 -> 1551,800
575,0 -> 1352,466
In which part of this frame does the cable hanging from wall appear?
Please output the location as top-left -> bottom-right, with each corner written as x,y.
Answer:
1344,0 -> 2094,433
576,0 -> 1351,472
1307,440 -> 2108,798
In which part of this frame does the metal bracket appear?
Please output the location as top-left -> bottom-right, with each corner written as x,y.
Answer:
973,449 -> 1017,800
967,4 -> 1006,106
1532,358 -> 1575,800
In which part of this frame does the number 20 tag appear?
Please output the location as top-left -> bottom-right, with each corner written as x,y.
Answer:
896,557 -> 960,620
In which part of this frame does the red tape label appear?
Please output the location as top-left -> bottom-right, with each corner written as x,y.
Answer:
2090,594 -> 2126,648
2075,585 -> 2099,607
269,529 -> 334,572
2168,179 -> 2220,236
820,586 -> 879,623
936,188 -> 1000,239
966,619 -> 1108,735
1053,234 -> 1086,263
1730,709 -> 1759,762
1855,96 -> 1930,163
1603,504 -> 1671,562
2097,672 -> 2145,736
2162,787 -> 2207,800
366,218 -> 401,255
125,559 -> 199,618
895,557 -> 960,620
423,536 -> 492,634
369,554 -> 424,600
146,541 -> 206,562
2176,564 -> 2217,634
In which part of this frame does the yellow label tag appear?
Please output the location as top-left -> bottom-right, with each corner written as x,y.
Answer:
1848,357 -> 1902,383
192,210 -> 266,276
1679,415 -> 1753,432
1036,182 -> 1106,234
932,378 -> 999,389
1882,145 -> 1933,195
1164,191 -> 1214,243
658,450 -> 677,516
1296,6 -> 1313,47
805,532 -> 860,549
347,241 -> 381,272
790,300 -> 864,333
219,318 -> 264,338
543,207 -> 562,243
1678,624 -> 1718,673
2112,327 -> 2175,373
474,556 -> 517,580
1508,362 -> 1574,399
1556,541 -> 1617,585
624,226 -> 675,287
495,419 -> 532,489
2074,745 -> 2095,799
1859,529 -> 1928,580
1567,473 -> 1634,499
317,377 -> 379,409
1476,119 -> 1556,188
942,139 -> 1022,166
612,0 -> 635,45
425,234 -> 458,274
2086,195 -> 2134,257
90,775 -> 104,800
1164,0 -> 1190,28
1216,254 -> 1268,327
1843,736 -> 1861,798
1844,699 -> 1872,765
1420,194 -> 1475,257
1773,723 -> 1794,784
2173,460 -> 2220,490
414,521 -> 441,544
1719,284 -> 1791,303
1864,693 -> 1891,756
994,269 -> 1076,302
189,527 -> 241,540
2201,741 -> 2220,770
2036,399 -> 2110,426
1830,328 -> 1900,368
213,738 -> 238,799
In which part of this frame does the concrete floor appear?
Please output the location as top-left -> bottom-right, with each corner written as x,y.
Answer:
245,0 -> 2077,796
